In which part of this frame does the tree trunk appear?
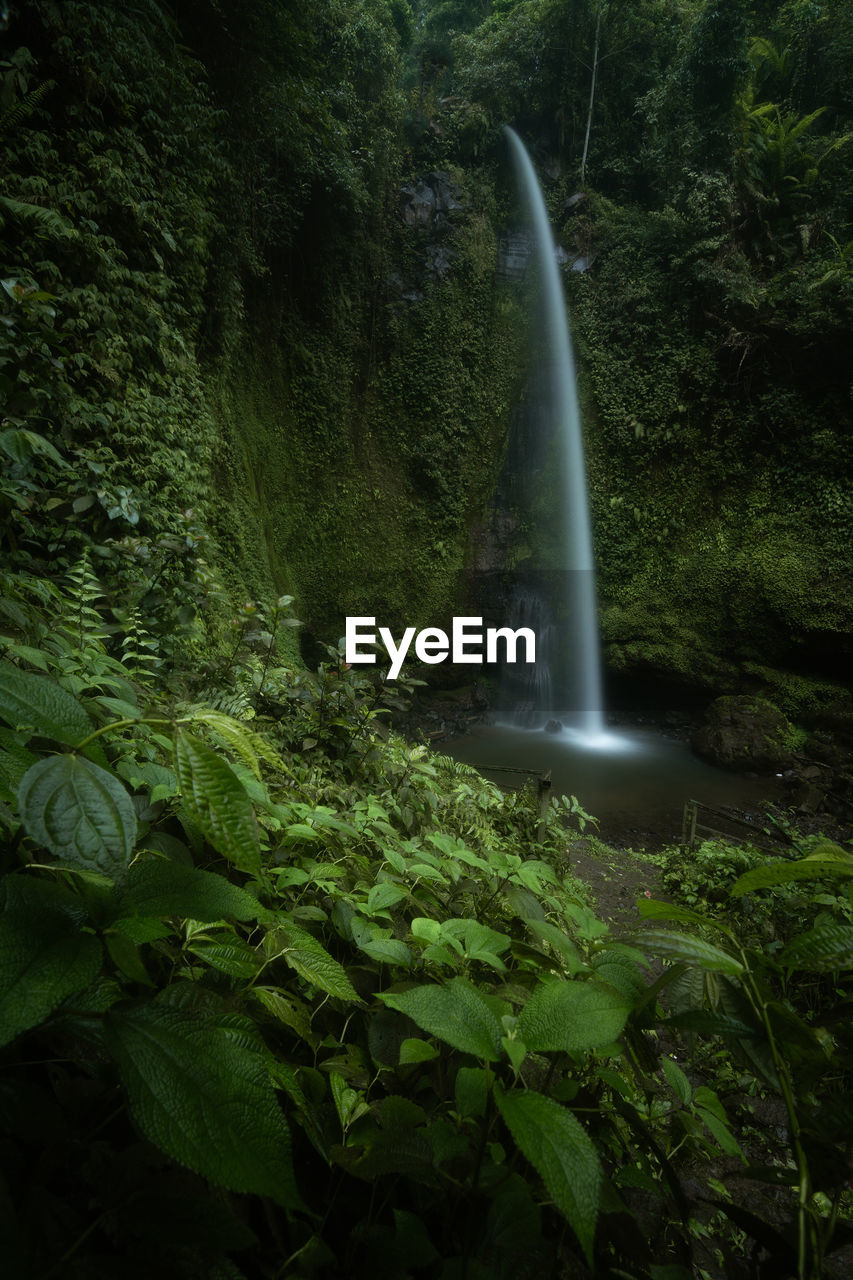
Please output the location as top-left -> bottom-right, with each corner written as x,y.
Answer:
580,5 -> 601,185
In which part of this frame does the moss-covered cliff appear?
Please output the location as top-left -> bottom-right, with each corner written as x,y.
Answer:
3,0 -> 852,714
1,0 -> 522,663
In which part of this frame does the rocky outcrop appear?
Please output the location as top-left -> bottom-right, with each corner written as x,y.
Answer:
692,695 -> 794,772
399,172 -> 464,229
387,171 -> 466,303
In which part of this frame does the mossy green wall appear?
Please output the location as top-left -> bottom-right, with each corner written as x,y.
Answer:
208,202 -> 524,647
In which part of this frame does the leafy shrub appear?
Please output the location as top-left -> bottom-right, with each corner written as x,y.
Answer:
0,619 -> 755,1278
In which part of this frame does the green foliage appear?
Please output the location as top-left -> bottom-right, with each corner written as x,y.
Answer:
636,847 -> 853,1279
1,2 -> 852,1273
103,998 -> 302,1207
0,876 -> 103,1047
172,729 -> 261,874
17,753 -> 138,873
3,605 -> 793,1276
381,977 -> 503,1059
494,1084 -> 602,1266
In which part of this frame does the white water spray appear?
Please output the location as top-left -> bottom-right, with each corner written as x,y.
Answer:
505,127 -> 606,742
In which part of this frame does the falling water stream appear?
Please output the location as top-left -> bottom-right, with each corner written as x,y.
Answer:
445,129 -> 783,829
445,132 -> 786,831
504,127 -> 610,746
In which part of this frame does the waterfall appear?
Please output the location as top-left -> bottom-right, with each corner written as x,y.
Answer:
505,127 -> 607,743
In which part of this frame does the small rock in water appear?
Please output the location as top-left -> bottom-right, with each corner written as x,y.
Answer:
545,718 -> 563,733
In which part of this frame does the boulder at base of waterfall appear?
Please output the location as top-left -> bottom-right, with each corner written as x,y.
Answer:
692,696 -> 794,772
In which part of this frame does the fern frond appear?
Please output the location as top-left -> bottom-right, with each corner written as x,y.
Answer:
117,606 -> 159,683
0,78 -> 55,139
0,195 -> 75,239
64,549 -> 109,651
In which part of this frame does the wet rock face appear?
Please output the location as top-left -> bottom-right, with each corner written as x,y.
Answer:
692,695 -> 794,772
399,179 -> 436,228
389,172 -> 465,302
399,172 -> 464,229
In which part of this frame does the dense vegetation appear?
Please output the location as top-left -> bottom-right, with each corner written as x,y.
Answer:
4,0 -> 852,687
442,0 -> 853,704
2,594 -> 852,1278
2,1 -> 853,1277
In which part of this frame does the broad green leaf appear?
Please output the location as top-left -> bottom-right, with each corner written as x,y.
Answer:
274,867 -> 311,888
392,1209 -> 439,1268
662,1056 -> 692,1106
172,729 -> 260,873
186,937 -> 261,979
441,919 -> 510,969
504,884 -> 545,921
516,978 -> 631,1053
331,1126 -> 434,1180
267,921 -> 359,1002
399,1037 -> 439,1064
0,427 -> 67,465
805,841 -> 853,862
494,1085 -> 601,1264
280,822 -> 321,844
411,917 -> 441,944
523,918 -> 583,973
590,948 -> 647,1000
421,942 -> 461,967
633,930 -> 744,976
638,898 -> 729,933
427,833 -> 490,872
383,847 -> 408,874
351,916 -> 412,967
96,695 -> 141,721
124,859 -> 261,922
187,709 -> 260,778
251,987 -> 316,1043
562,900 -> 609,939
455,1066 -> 488,1118
717,980 -> 781,1089
105,932 -> 153,986
409,862 -> 448,882
0,878 -> 102,1045
666,1009 -> 758,1039
779,923 -> 853,971
0,729 -> 36,789
0,642 -> 49,672
330,1071 -> 369,1131
116,759 -> 176,793
366,882 -> 408,915
112,916 -> 174,944
104,1000 -> 301,1207
0,661 -> 92,747
695,1106 -> 744,1158
18,755 -> 137,876
377,1095 -> 426,1129
188,708 -> 286,778
692,1086 -> 727,1123
732,859 -> 853,895
502,1036 -> 528,1072
380,978 -> 502,1061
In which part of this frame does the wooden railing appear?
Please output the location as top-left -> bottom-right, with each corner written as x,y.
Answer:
680,799 -> 791,855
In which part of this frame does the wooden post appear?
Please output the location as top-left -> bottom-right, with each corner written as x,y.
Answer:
537,771 -> 552,844
681,799 -> 698,852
